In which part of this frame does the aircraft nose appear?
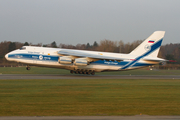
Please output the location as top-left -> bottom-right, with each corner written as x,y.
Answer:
5,53 -> 8,60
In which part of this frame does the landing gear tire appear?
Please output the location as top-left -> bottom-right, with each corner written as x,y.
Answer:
79,71 -> 83,74
70,70 -> 74,74
26,66 -> 31,70
73,70 -> 95,75
75,71 -> 78,74
87,71 -> 91,75
91,71 -> 95,75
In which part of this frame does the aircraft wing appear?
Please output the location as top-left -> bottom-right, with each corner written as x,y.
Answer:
58,49 -> 126,61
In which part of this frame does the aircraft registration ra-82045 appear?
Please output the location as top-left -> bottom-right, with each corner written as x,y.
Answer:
5,31 -> 166,75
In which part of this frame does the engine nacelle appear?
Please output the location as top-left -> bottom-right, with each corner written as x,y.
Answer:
58,56 -> 72,64
74,58 -> 89,66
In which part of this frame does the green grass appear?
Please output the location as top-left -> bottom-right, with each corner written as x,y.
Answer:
0,79 -> 180,116
0,67 -> 180,75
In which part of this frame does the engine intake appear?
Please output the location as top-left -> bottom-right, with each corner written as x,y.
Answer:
74,58 -> 89,66
58,56 -> 72,64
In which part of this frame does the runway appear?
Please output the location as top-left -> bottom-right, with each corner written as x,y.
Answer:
1,116 -> 180,120
0,74 -> 180,79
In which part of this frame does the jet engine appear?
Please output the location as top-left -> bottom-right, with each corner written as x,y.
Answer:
58,56 -> 72,64
74,58 -> 89,66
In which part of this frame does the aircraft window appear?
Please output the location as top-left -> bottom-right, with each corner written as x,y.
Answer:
20,47 -> 26,50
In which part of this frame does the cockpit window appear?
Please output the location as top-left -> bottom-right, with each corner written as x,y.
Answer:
19,47 -> 26,50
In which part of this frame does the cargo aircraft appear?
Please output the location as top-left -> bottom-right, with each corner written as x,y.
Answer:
5,31 -> 166,75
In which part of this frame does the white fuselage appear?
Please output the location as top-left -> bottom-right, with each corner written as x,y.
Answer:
5,31 -> 166,74
5,46 -> 160,72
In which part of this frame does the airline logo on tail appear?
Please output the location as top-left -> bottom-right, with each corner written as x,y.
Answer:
144,44 -> 151,51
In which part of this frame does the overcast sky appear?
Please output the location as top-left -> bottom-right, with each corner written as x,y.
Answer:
0,0 -> 180,46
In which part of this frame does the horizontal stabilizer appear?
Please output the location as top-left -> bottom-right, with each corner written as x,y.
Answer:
143,58 -> 167,62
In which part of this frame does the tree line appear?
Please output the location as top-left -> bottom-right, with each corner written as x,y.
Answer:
0,40 -> 180,65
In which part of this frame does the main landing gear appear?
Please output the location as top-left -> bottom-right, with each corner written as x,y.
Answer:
26,65 -> 31,70
70,70 -> 95,75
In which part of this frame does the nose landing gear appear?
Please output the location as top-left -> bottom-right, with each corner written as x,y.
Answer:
26,65 -> 31,70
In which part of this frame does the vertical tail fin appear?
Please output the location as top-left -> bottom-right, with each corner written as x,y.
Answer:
130,31 -> 165,57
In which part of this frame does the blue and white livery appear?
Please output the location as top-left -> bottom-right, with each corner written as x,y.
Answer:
5,31 -> 166,75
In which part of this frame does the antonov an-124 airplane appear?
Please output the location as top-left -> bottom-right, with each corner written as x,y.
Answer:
5,31 -> 166,75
